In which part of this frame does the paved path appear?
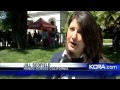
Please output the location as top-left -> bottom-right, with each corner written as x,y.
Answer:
103,43 -> 112,46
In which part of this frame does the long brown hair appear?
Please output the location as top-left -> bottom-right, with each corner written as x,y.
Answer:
66,11 -> 103,63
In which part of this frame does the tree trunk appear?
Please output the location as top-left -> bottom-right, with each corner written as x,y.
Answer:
11,11 -> 27,49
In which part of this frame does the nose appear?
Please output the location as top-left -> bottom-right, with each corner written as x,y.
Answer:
72,30 -> 77,40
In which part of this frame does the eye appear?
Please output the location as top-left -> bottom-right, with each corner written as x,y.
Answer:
69,27 -> 75,32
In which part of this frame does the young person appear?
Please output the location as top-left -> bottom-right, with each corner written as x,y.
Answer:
50,11 -> 115,79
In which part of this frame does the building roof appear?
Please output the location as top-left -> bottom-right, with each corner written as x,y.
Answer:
28,11 -> 60,17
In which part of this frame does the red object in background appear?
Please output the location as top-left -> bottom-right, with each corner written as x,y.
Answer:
28,18 -> 56,31
28,18 -> 57,47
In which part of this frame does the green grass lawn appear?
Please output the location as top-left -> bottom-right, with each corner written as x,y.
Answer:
0,45 -> 119,79
0,46 -> 64,63
0,46 -> 64,79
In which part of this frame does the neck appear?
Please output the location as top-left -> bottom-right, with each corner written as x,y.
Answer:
66,53 -> 83,63
70,53 -> 80,59
68,51 -> 82,59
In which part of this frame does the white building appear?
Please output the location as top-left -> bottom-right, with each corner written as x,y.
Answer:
27,11 -> 68,34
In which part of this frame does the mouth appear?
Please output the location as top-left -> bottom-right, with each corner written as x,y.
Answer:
70,42 -> 77,46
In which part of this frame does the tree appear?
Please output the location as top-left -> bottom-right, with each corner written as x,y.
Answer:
0,11 -> 8,31
0,11 -> 27,49
11,11 -> 27,49
62,11 -> 74,34
91,11 -> 120,29
91,11 -> 120,38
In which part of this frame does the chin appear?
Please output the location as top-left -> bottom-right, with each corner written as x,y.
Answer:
68,46 -> 76,52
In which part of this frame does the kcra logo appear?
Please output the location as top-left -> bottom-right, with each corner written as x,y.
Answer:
89,64 -> 105,69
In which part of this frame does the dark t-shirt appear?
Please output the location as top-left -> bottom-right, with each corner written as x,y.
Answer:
50,32 -> 55,38
49,51 -> 115,79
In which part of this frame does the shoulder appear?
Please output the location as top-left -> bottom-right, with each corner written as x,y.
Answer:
50,51 -> 63,63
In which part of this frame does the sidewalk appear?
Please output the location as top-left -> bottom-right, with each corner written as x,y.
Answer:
103,43 -> 112,46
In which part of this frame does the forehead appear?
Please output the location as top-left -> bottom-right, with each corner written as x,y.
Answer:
69,19 -> 81,29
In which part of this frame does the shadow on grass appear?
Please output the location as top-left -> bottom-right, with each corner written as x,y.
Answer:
0,47 -> 29,54
0,45 -> 64,54
9,48 -> 29,54
26,45 -> 63,52
102,45 -> 120,63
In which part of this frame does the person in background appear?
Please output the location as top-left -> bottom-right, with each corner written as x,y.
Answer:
50,28 -> 55,48
42,29 -> 48,49
37,31 -> 42,46
113,25 -> 120,53
33,30 -> 38,46
27,32 -> 33,46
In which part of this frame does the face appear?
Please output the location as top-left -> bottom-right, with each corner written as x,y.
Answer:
66,19 -> 85,58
